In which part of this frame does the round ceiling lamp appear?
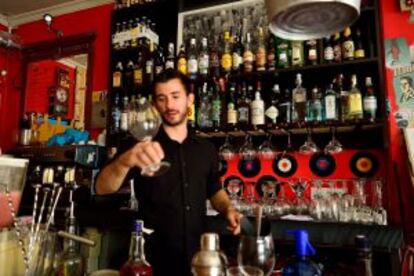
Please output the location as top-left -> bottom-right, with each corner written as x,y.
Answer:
265,0 -> 361,40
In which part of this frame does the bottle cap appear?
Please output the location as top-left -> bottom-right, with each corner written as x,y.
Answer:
133,219 -> 144,233
287,229 -> 316,257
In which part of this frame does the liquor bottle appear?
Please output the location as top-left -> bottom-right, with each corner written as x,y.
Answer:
333,32 -> 342,63
251,81 -> 265,127
354,28 -> 365,59
187,38 -> 198,80
113,22 -> 122,50
111,92 -> 121,135
353,235 -> 373,276
121,21 -> 129,49
211,83 -> 222,129
291,41 -> 304,67
154,46 -> 165,76
276,38 -> 290,68
324,83 -> 338,121
292,73 -> 307,122
342,27 -> 355,61
134,52 -> 144,91
165,42 -> 175,70
198,37 -> 209,77
348,74 -> 363,120
145,42 -> 155,85
265,84 -> 280,125
120,95 -> 130,132
243,33 -> 254,73
120,220 -> 153,276
323,36 -> 334,63
308,87 -> 323,122
113,61 -> 123,88
197,82 -> 212,129
267,35 -> 276,71
125,60 -> 135,93
232,33 -> 244,74
337,74 -> 349,121
306,39 -> 318,65
187,83 -> 196,128
227,83 -> 238,129
129,19 -> 138,48
221,31 -> 233,74
278,88 -> 292,124
363,77 -> 377,121
210,38 -> 221,78
237,83 -> 250,128
57,215 -> 85,276
177,44 -> 187,75
255,27 -> 267,72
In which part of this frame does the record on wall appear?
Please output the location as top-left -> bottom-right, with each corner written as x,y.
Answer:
349,151 -> 379,178
238,158 -> 261,178
309,152 -> 336,177
256,175 -> 280,198
272,153 -> 298,177
223,175 -> 244,197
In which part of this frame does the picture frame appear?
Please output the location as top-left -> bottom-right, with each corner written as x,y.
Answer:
57,67 -> 70,88
177,0 -> 267,50
400,0 -> 413,11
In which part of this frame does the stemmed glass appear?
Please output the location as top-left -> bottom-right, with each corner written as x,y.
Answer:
299,128 -> 319,154
372,178 -> 387,225
324,127 -> 343,154
219,135 -> 236,161
290,179 -> 310,215
129,97 -> 170,176
239,135 -> 257,161
258,134 -> 276,160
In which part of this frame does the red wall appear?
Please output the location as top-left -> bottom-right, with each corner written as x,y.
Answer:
0,4 -> 112,151
380,0 -> 414,236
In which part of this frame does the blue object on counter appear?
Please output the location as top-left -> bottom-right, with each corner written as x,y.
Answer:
48,128 -> 89,146
282,229 -> 322,276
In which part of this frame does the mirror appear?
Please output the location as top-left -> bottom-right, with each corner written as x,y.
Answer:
21,33 -> 95,132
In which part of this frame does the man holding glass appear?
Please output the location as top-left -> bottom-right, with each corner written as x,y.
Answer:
95,69 -> 241,276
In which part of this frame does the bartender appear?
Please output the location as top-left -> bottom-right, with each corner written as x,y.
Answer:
95,69 -> 241,276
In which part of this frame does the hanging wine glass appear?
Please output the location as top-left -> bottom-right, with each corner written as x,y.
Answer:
324,127 -> 343,154
299,128 -> 319,155
129,97 -> 170,176
219,135 -> 236,161
239,134 -> 257,160
258,134 -> 276,160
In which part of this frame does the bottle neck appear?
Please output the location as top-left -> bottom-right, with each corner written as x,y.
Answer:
129,231 -> 146,262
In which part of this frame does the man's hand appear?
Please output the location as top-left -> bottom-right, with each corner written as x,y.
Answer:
225,206 -> 242,235
118,140 -> 165,174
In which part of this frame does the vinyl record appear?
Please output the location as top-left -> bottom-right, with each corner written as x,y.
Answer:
309,153 -> 336,177
350,151 -> 379,178
218,159 -> 228,177
238,158 -> 261,178
223,176 -> 244,197
272,154 -> 298,177
256,175 -> 280,198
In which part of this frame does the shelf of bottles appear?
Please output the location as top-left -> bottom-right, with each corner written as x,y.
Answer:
108,1 -> 383,145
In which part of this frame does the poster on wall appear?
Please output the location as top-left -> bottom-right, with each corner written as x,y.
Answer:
384,38 -> 411,69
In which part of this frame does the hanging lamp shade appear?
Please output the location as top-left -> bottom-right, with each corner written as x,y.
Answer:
265,0 -> 361,40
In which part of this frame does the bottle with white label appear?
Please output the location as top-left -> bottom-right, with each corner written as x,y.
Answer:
324,83 -> 338,121
251,83 -> 265,127
198,37 -> 209,77
363,77 -> 377,121
348,74 -> 363,120
266,84 -> 280,125
292,73 -> 307,122
187,38 -> 198,80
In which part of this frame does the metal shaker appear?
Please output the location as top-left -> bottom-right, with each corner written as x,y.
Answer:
191,233 -> 228,276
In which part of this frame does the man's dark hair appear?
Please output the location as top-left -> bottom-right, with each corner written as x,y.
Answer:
401,76 -> 414,87
151,69 -> 192,96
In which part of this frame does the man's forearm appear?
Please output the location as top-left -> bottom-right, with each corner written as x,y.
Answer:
210,189 -> 234,215
95,158 -> 130,195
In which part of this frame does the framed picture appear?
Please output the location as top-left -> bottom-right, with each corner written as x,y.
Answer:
400,0 -> 413,11
177,0 -> 267,49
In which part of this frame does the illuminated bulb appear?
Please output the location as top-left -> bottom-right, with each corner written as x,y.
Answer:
0,70 -> 7,77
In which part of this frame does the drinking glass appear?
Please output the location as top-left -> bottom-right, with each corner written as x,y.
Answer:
324,127 -> 343,154
258,134 -> 276,160
219,135 -> 236,161
299,129 -> 319,154
238,235 -> 275,276
239,135 -> 257,161
129,97 -> 170,176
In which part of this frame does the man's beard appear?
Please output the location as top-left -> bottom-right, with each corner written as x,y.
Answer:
161,109 -> 187,126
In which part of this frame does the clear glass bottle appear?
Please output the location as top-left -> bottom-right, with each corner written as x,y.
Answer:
308,87 -> 323,122
165,42 -> 175,70
120,220 -> 153,276
292,73 -> 307,122
187,38 -> 198,80
198,37 -> 209,77
324,83 -> 338,121
57,216 -> 85,276
251,81 -> 265,127
363,77 -> 377,121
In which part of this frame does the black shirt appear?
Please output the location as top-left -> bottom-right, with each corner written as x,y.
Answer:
119,127 -> 221,276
